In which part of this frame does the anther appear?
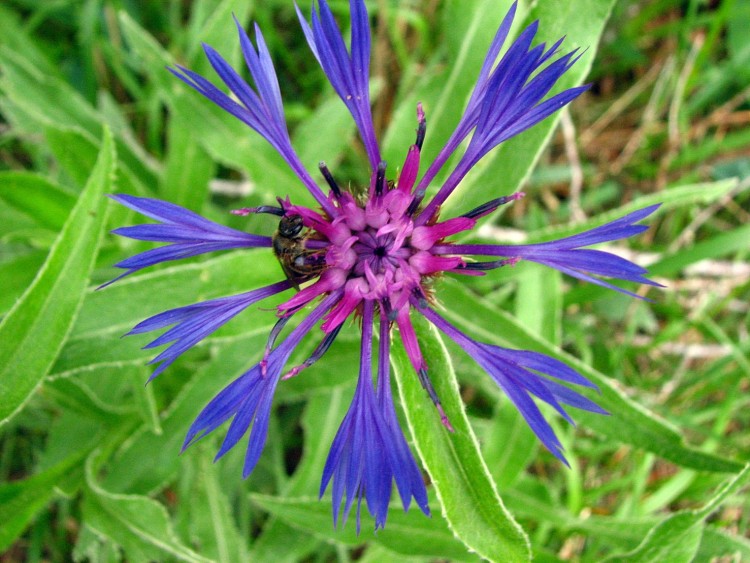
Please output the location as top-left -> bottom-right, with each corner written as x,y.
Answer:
282,325 -> 343,380
459,257 -> 520,271
460,192 -> 525,220
261,316 -> 291,376
319,162 -> 342,198
375,161 -> 388,196
232,205 -> 284,217
411,286 -> 428,309
415,102 -> 426,151
381,297 -> 396,322
417,368 -> 454,432
406,190 -> 425,217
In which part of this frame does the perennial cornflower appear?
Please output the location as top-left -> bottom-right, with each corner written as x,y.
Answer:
106,0 -> 660,531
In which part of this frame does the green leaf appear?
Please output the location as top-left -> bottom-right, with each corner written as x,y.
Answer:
81,451 -> 210,562
0,451 -> 86,551
45,125 -> 148,196
184,0 -> 254,73
606,464 -> 750,562
437,279 -> 744,474
174,449 -> 249,563
0,47 -> 105,139
392,315 -> 531,562
160,114 -> 214,211
250,493 -> 480,562
480,405 -> 537,490
514,266 -> 562,345
0,48 -> 157,192
521,178 -> 739,244
698,527 -> 750,561
292,96 -> 358,177
97,330 -> 269,495
651,229 -> 750,280
0,127 -> 115,426
52,250 -> 280,380
0,171 -> 76,231
0,250 -> 46,315
247,521 -> 321,563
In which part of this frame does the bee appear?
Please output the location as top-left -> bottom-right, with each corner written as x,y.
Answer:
272,214 -> 327,289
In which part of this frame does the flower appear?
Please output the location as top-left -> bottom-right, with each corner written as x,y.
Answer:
105,0 -> 660,530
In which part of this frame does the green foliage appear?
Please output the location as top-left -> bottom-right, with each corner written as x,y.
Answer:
393,316 -> 531,561
0,128 -> 114,425
1,0 -> 748,561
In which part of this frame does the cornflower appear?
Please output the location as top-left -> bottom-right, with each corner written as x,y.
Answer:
106,0 -> 660,531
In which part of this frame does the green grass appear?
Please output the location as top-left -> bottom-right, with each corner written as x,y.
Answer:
1,0 -> 748,561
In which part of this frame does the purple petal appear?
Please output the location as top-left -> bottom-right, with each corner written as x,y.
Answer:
534,205 -> 661,248
169,25 -> 334,213
417,15 -> 587,224
416,2 -> 518,192
182,290 -> 344,476
321,300 -> 428,531
495,370 -> 567,463
300,0 -> 380,169
419,305 -> 604,464
437,206 -> 662,297
539,262 -> 654,300
500,349 -> 597,390
376,312 -> 430,515
543,379 -> 608,414
126,280 -> 292,381
104,195 -> 271,286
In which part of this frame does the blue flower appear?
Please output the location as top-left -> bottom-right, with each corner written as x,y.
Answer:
106,0 -> 660,530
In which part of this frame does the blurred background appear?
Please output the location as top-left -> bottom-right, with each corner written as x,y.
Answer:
1,0 -> 748,561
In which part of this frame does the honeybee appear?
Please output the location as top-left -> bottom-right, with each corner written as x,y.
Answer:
272,214 -> 327,289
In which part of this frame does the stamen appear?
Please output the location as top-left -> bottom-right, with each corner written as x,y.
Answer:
415,102 -> 426,151
381,297 -> 395,322
458,257 -> 520,271
406,191 -> 424,217
417,368 -> 454,432
411,286 -> 428,309
319,162 -> 342,198
461,192 -> 525,220
231,205 -> 284,216
375,161 -> 388,196
282,325 -> 343,380
261,316 -> 292,376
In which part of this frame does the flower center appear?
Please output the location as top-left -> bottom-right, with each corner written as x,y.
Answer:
322,189 -> 419,305
277,164 -> 471,322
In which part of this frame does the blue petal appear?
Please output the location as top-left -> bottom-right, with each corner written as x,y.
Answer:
182,291 -> 344,477
441,206 -> 662,297
418,14 -> 587,222
500,349 -> 597,389
104,195 -> 271,285
416,2 -> 518,192
299,0 -> 380,169
126,281 -> 291,381
376,314 -> 429,515
320,301 -> 428,531
168,23 -> 334,212
420,305 -> 604,465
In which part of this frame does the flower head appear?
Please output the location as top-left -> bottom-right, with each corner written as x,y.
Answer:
106,0 -> 660,530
